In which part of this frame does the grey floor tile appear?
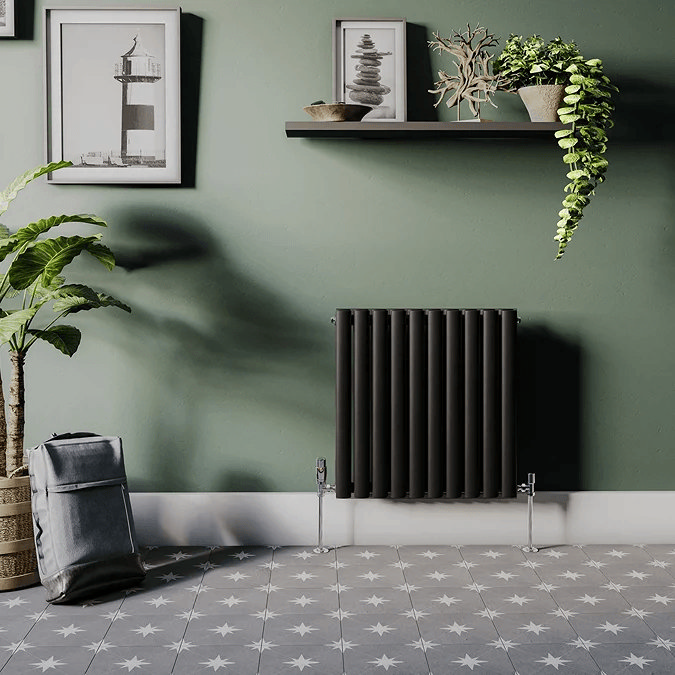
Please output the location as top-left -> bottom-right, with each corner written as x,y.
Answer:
528,545 -> 590,564
550,585 -> 631,613
409,586 -> 487,613
270,566 -> 337,589
590,642 -> 675,674
340,612 -> 422,645
342,643 -> 430,675
0,590 -> 48,621
425,643 -> 514,674
0,616 -> 37,643
568,611 -> 656,643
104,613 -> 189,646
142,567 -> 205,590
417,611 -> 500,645
193,587 -> 269,614
5,544 -> 675,674
183,612 -> 263,646
204,565 -> 272,589
507,642 -> 600,674
606,566 -> 675,585
642,611 -> 675,636
139,565 -> 205,592
337,565 -> 406,586
469,562 -> 543,587
493,611 -> 577,644
335,546 -> 401,565
173,644 -> 261,674
643,545 -> 675,558
208,547 -> 274,567
272,547 -> 332,567
460,545 -> 527,564
581,545 -> 654,563
397,545 -> 464,564
22,614 -> 111,647
261,612 -> 341,646
403,565 -> 475,587
619,586 -> 675,612
1,645 -> 94,674
339,587 -> 412,614
87,644 -> 177,674
265,588 -> 337,614
536,564 -> 610,586
258,644 -> 344,675
120,587 -> 198,613
480,585 -> 558,614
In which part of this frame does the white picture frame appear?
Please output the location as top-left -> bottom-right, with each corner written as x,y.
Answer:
0,0 -> 15,37
333,18 -> 407,122
44,7 -> 181,184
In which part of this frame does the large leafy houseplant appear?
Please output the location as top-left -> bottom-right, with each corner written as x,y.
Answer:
0,161 -> 130,477
493,35 -> 617,259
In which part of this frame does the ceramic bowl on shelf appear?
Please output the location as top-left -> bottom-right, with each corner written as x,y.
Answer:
302,102 -> 371,122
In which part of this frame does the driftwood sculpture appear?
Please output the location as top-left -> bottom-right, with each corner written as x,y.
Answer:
428,24 -> 499,120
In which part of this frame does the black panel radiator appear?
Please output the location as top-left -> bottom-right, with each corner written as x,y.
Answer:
334,308 -> 518,500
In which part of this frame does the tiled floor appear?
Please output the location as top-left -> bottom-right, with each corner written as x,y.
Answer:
1,545 -> 675,673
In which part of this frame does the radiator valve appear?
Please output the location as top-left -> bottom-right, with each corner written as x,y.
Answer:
518,473 -> 537,553
315,458 -> 334,553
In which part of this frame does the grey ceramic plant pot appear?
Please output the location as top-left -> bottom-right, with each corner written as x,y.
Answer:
518,84 -> 566,122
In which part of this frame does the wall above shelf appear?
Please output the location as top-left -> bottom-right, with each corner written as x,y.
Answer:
285,120 -> 566,139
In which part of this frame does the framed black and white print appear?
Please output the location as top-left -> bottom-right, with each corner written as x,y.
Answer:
45,8 -> 181,184
0,0 -> 15,37
333,18 -> 406,122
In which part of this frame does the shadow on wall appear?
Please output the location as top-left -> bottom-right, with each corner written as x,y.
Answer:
100,208 -> 333,491
406,23 -> 438,122
12,0 -> 34,40
517,325 -> 583,491
110,207 -> 328,377
610,75 -> 675,143
180,13 -> 203,188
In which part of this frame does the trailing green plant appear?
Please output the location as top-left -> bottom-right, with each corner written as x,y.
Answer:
0,161 -> 130,476
493,35 -> 618,259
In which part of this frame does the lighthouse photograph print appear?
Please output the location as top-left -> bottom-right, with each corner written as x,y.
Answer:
45,9 -> 181,184
333,18 -> 406,122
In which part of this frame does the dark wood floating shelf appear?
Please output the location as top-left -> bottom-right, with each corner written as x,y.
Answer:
285,120 -> 566,139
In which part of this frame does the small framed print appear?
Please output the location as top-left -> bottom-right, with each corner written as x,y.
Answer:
44,8 -> 181,184
333,18 -> 406,122
0,0 -> 15,37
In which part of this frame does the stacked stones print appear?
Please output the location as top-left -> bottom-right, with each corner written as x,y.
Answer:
346,34 -> 392,107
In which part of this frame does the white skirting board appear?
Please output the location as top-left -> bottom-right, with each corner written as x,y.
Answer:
130,491 -> 675,547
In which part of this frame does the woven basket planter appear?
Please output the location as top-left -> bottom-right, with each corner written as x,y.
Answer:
0,475 -> 39,591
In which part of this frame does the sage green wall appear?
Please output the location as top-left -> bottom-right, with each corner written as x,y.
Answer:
1,1 -> 673,492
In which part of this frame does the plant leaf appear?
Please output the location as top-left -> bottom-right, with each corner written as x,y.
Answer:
0,161 -> 72,217
8,235 -> 103,290
95,292 -> 132,313
52,285 -> 131,315
0,214 -> 107,264
0,307 -> 39,345
27,325 -> 81,356
85,242 -> 116,270
563,152 -> 581,164
558,137 -> 578,149
50,284 -> 101,313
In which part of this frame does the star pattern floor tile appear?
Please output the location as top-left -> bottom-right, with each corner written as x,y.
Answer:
1,544 -> 675,672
